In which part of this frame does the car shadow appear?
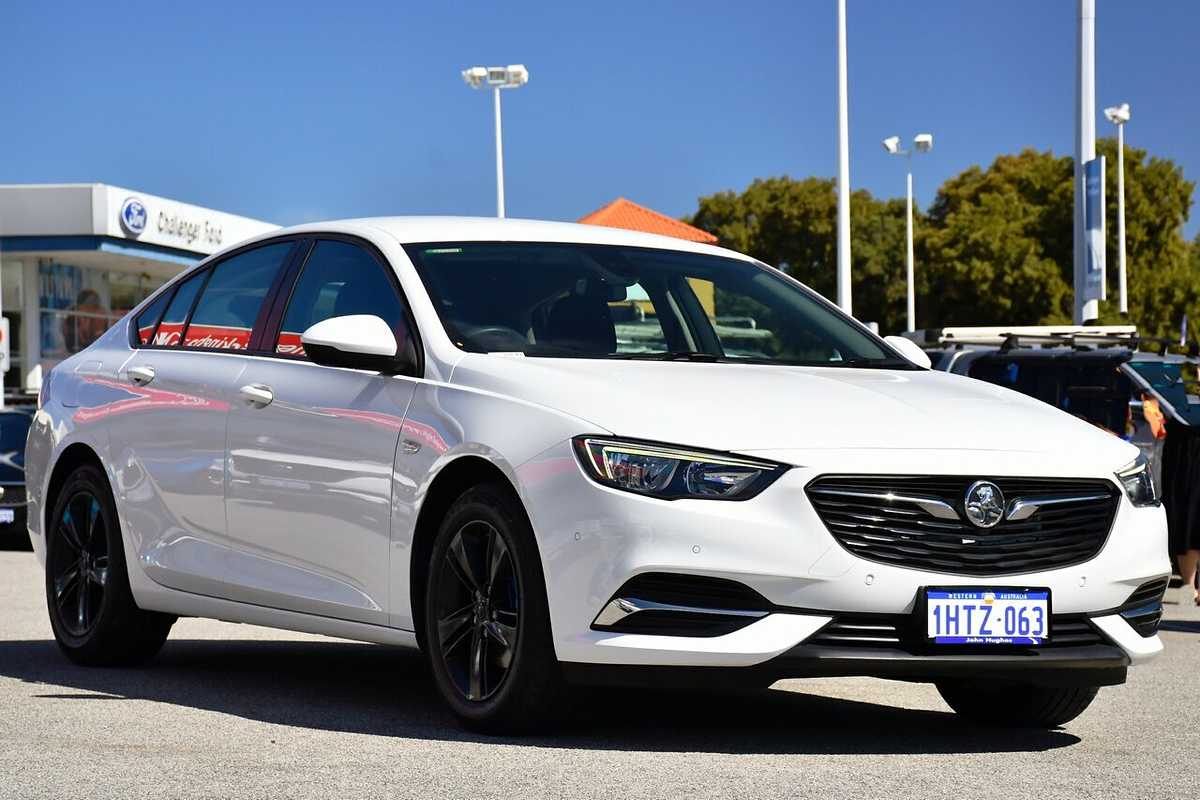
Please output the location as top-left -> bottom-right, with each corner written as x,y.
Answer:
1160,619 -> 1200,634
0,638 -> 1079,754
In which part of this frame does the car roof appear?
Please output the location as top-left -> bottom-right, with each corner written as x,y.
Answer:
266,216 -> 752,261
1128,350 -> 1197,365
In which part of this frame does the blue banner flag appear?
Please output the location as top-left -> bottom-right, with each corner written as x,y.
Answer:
1084,156 -> 1106,304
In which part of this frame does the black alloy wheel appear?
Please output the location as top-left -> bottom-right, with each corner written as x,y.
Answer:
48,490 -> 109,637
45,464 -> 175,666
433,519 -> 520,701
423,482 -> 568,733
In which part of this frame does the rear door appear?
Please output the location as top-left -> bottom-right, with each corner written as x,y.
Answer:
109,240 -> 297,597
221,237 -> 419,624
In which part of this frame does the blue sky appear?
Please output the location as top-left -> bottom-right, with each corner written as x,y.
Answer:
4,1 -> 1198,237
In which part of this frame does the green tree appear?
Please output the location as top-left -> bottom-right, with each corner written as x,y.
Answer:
919,141 -> 1197,336
688,176 -> 909,332
1092,138 -> 1198,338
688,142 -> 1197,338
918,149 -> 1075,326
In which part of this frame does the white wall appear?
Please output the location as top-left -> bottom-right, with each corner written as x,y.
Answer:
0,183 -> 278,256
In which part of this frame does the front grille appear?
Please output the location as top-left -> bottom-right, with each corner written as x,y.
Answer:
1118,577 -> 1169,637
808,612 -> 1105,650
806,475 -> 1119,576
808,617 -> 903,647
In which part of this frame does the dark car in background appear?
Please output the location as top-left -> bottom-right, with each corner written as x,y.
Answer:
914,325 -> 1200,594
912,325 -> 1199,481
0,405 -> 34,547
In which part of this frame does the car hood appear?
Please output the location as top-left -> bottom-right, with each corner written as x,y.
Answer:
449,354 -> 1136,463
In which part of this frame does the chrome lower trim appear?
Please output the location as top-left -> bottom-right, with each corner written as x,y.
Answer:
592,597 -> 769,628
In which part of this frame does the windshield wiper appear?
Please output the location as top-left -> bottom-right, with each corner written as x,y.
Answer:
837,358 -> 915,369
610,351 -> 727,362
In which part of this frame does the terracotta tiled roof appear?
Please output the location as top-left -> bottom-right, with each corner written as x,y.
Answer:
578,197 -> 718,244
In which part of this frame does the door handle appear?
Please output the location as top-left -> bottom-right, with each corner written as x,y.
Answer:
239,383 -> 274,408
128,365 -> 156,386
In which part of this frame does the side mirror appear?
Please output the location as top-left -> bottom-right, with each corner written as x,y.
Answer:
301,315 -> 414,374
883,335 -> 933,369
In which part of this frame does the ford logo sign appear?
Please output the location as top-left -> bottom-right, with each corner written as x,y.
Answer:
120,197 -> 147,236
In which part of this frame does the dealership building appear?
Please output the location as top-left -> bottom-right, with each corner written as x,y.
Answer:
0,184 -> 277,398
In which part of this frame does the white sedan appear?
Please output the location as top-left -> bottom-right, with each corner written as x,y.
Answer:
24,217 -> 1169,732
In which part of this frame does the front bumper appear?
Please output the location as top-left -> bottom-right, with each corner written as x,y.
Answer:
563,636 -> 1130,689
518,441 -> 1170,679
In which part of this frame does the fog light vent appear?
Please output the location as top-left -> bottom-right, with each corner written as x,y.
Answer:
1117,577 -> 1169,638
591,572 -> 771,638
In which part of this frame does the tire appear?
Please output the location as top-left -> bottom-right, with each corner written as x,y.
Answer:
936,681 -> 1100,728
423,482 -> 568,733
44,464 -> 175,666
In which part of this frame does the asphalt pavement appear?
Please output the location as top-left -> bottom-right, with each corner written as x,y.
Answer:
1,547 -> 1197,799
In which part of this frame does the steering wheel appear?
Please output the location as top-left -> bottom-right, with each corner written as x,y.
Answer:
461,325 -> 528,351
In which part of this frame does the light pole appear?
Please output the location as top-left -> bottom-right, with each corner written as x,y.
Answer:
1074,0 -> 1097,324
836,0 -> 852,315
883,133 -> 933,332
1105,102 -> 1131,315
461,64 -> 529,218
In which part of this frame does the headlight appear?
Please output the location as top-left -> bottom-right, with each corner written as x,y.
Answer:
1115,454 -> 1159,507
572,436 -> 788,500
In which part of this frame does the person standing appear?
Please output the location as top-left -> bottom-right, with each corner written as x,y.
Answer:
1161,418 -> 1200,605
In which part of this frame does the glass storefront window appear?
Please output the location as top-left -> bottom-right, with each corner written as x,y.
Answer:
38,261 -> 166,369
2,260 -> 23,396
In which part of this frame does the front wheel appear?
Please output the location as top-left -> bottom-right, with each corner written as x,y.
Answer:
45,464 -> 175,666
936,681 -> 1099,728
423,482 -> 567,733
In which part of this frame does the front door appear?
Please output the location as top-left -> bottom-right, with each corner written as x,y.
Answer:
222,239 -> 418,625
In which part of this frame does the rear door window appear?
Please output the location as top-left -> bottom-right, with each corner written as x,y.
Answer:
274,240 -> 407,358
182,242 -> 294,350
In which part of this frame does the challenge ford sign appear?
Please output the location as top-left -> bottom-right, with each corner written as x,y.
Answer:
101,184 -> 278,256
119,197 -> 148,236
114,193 -> 231,250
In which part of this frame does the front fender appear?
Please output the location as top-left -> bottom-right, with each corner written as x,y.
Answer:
387,378 -> 609,629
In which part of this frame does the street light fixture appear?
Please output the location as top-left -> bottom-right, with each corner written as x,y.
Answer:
882,132 -> 933,332
1104,102 -> 1131,314
461,64 -> 529,218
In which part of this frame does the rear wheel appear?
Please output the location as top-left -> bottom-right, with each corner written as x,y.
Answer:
45,464 -> 174,666
424,482 -> 567,733
936,681 -> 1099,728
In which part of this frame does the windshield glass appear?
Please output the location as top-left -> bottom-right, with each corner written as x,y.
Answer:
404,242 -> 909,368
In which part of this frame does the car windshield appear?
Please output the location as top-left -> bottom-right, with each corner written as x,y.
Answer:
404,242 -> 910,368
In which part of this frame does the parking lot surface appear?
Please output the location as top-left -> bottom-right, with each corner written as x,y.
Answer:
0,548 -> 1197,799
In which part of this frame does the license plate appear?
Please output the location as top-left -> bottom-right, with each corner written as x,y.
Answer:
926,588 -> 1049,645
0,509 -> 13,524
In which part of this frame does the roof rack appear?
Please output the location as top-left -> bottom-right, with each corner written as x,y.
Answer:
907,325 -> 1200,360
906,325 -> 1139,350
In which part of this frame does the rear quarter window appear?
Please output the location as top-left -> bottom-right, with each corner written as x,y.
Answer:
133,289 -> 172,346
152,270 -> 207,347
